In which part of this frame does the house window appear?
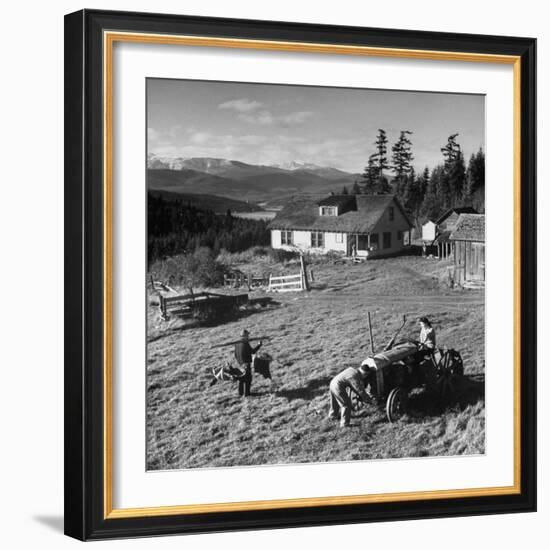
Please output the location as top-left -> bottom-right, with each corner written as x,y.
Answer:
389,206 -> 395,221
311,231 -> 324,248
397,230 -> 402,241
335,233 -> 343,244
281,230 -> 293,245
320,206 -> 337,217
383,232 -> 392,249
370,233 -> 379,250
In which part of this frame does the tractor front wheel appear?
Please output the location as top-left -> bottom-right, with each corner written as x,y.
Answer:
386,387 -> 408,422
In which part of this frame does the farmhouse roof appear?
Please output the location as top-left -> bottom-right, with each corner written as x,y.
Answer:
268,194 -> 412,233
317,195 -> 356,209
436,206 -> 478,226
449,213 -> 485,242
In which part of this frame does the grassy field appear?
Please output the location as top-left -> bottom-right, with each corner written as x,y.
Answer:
146,254 -> 485,470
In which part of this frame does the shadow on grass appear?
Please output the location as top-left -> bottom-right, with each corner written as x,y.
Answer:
276,376 -> 331,401
407,373 -> 485,418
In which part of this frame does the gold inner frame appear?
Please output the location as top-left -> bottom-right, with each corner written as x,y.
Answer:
103,31 -> 522,519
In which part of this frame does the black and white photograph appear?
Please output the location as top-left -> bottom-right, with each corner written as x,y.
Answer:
146,78 -> 486,471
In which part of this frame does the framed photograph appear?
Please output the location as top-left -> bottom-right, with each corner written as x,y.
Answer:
64,9 -> 536,541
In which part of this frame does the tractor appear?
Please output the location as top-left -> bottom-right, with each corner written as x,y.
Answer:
353,317 -> 464,422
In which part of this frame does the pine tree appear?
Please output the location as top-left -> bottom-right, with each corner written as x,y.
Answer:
224,209 -> 234,231
341,185 -> 349,195
420,166 -> 430,197
351,181 -> 362,195
421,166 -> 445,221
441,133 -> 461,169
362,153 -> 380,193
448,150 -> 466,206
374,129 -> 389,177
391,130 -> 414,200
464,148 -> 485,210
376,175 -> 392,194
402,168 -> 423,230
439,133 -> 465,210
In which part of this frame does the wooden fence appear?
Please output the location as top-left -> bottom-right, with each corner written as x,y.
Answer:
267,254 -> 311,293
267,273 -> 304,292
223,269 -> 270,290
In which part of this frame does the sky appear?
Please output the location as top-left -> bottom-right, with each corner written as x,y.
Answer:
147,78 -> 485,173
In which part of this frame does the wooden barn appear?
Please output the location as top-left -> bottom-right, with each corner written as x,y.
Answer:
268,194 -> 413,259
433,207 -> 478,259
449,213 -> 485,286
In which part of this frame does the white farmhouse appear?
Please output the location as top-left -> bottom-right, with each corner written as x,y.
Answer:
268,194 -> 413,258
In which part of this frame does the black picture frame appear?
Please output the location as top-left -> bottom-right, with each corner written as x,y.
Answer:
64,9 -> 536,541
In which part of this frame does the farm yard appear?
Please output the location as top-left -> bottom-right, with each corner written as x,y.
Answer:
146,253 -> 485,471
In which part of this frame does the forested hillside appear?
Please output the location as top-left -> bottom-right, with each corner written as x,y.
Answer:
148,194 -> 270,263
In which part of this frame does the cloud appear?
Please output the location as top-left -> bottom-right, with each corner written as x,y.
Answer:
279,111 -> 314,126
218,98 -> 263,113
239,110 -> 274,125
189,132 -> 211,145
239,110 -> 314,127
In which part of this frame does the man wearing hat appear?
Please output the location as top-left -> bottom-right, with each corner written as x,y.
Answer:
328,364 -> 373,427
234,329 -> 262,397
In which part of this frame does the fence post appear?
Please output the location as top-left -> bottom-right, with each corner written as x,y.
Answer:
300,254 -> 309,291
367,311 -> 375,354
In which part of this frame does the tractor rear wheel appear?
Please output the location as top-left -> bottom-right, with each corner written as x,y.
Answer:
435,350 -> 464,401
386,387 -> 408,422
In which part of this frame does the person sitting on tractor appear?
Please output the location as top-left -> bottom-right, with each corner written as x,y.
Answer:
419,316 -> 436,350
234,329 -> 262,397
328,364 -> 373,428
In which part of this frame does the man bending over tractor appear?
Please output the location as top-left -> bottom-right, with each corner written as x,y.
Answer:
328,364 -> 373,428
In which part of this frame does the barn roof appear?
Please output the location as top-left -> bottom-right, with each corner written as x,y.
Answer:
434,230 -> 452,244
268,194 -> 412,233
436,206 -> 478,226
449,214 -> 485,242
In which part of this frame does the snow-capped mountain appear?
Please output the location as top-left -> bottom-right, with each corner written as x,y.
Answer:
147,154 -> 242,173
147,154 -> 360,205
147,154 -> 357,181
270,160 -> 324,171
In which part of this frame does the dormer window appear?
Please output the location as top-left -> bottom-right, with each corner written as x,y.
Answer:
320,206 -> 338,217
389,206 -> 395,221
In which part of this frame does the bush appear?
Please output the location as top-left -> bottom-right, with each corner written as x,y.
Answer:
301,250 -> 345,265
253,246 -> 270,257
149,247 -> 224,291
268,248 -> 299,263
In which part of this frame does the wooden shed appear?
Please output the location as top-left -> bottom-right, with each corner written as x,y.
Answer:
449,213 -> 485,286
436,207 -> 478,231
434,207 -> 478,260
422,220 -> 437,242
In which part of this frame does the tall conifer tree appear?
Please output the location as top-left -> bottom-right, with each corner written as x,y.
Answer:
391,130 -> 414,201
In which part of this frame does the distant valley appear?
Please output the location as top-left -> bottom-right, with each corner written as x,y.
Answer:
147,155 -> 360,212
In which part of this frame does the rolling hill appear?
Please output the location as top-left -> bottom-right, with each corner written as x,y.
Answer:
147,156 -> 360,204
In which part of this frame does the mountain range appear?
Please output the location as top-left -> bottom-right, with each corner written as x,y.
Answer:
147,155 -> 360,210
